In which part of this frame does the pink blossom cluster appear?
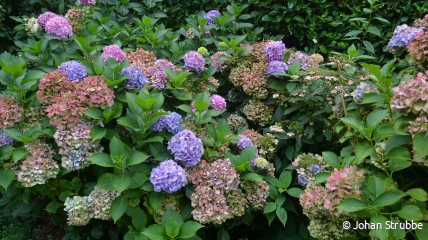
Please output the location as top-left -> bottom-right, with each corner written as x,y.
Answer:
210,94 -> 226,111
101,45 -> 127,62
390,71 -> 428,116
407,32 -> 428,62
45,16 -> 73,38
210,51 -> 230,72
0,96 -> 24,128
37,70 -> 114,130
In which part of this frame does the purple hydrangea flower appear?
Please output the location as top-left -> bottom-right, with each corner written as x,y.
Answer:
0,131 -> 13,146
101,45 -> 127,63
307,164 -> 323,175
45,16 -> 73,38
59,60 -> 87,81
204,10 -> 221,25
184,51 -> 205,72
77,0 -> 96,5
121,66 -> 147,90
167,130 -> 204,167
151,111 -> 182,134
387,24 -> 423,51
150,160 -> 188,193
210,94 -> 226,111
297,174 -> 309,186
267,61 -> 289,76
37,12 -> 58,29
236,135 -> 253,150
190,102 -> 197,113
287,51 -> 313,71
264,41 -> 286,62
148,59 -> 175,89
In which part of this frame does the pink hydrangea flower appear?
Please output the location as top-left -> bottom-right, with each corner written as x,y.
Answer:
45,16 -> 73,38
210,94 -> 226,111
101,45 -> 127,63
37,12 -> 58,29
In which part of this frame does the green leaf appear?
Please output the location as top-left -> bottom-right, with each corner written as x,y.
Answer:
373,192 -> 404,207
110,136 -> 127,162
0,169 -> 15,190
12,147 -> 28,162
264,202 -> 276,214
314,172 -> 331,184
276,207 -> 287,227
144,224 -> 166,240
126,151 -> 148,166
111,195 -> 128,223
340,116 -> 365,135
112,174 -> 131,192
286,188 -> 303,198
279,171 -> 292,189
367,176 -> 385,198
45,201 -> 62,213
89,152 -> 114,167
128,207 -> 147,231
322,151 -> 340,167
354,142 -> 374,163
413,132 -> 428,160
148,192 -> 164,211
96,173 -> 115,191
161,210 -> 183,238
85,108 -> 104,120
416,223 -> 428,240
366,109 -> 387,129
369,215 -> 388,240
387,147 -> 411,172
91,125 -> 107,141
406,188 -> 428,202
178,221 -> 204,239
337,198 -> 367,212
396,205 -> 423,221
241,173 -> 263,182
363,41 -> 375,54
367,26 -> 381,37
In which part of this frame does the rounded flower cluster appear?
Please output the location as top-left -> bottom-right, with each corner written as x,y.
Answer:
191,185 -> 231,224
287,51 -> 314,71
227,114 -> 247,132
87,188 -> 119,220
65,8 -> 86,34
351,82 -> 378,103
147,59 -> 176,89
243,100 -> 273,126
121,66 -> 147,90
37,70 -> 74,104
226,189 -> 248,217
204,10 -> 221,25
184,51 -> 205,72
390,71 -> 428,115
101,45 -> 127,62
64,196 -> 91,226
150,160 -> 188,193
210,51 -> 229,72
210,94 -> 226,111
37,12 -> 58,29
0,97 -> 24,128
167,130 -> 204,167
187,159 -> 240,193
407,32 -> 428,62
127,49 -> 157,74
14,140 -> 59,187
230,61 -> 268,99
0,131 -> 13,146
241,180 -> 269,210
25,17 -> 40,34
236,135 -> 253,150
264,41 -> 286,62
307,218 -> 356,240
59,60 -> 87,81
151,111 -> 182,134
267,60 -> 288,76
77,0 -> 96,5
54,123 -> 103,171
387,24 -> 423,51
406,116 -> 428,135
45,16 -> 73,38
414,14 -> 428,30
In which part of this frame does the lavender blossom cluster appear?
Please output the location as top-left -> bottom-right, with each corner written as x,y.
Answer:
210,94 -> 226,111
387,24 -> 423,51
268,60 -> 289,76
204,10 -> 221,25
150,160 -> 188,193
45,16 -> 73,38
151,111 -> 182,134
184,51 -> 205,72
59,60 -> 87,81
0,131 -> 13,146
351,82 -> 379,103
101,44 -> 127,63
121,66 -> 147,90
167,130 -> 204,167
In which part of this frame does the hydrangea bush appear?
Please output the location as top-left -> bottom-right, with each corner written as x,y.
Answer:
0,1 -> 427,240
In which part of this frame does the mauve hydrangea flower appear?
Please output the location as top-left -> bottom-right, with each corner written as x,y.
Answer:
0,97 -> 24,128
264,41 -> 286,62
184,51 -> 205,72
267,60 -> 288,76
101,44 -> 127,63
0,131 -> 13,146
167,130 -> 204,167
45,16 -> 73,38
210,94 -> 226,111
59,60 -> 87,81
77,0 -> 96,5
151,111 -> 182,134
236,135 -> 253,150
204,10 -> 221,25
150,160 -> 188,193
147,59 -> 175,89
287,51 -> 313,71
387,24 -> 423,51
211,51 -> 229,72
121,66 -> 147,90
37,12 -> 58,29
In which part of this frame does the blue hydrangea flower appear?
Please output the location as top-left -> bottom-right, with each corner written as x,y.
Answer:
297,174 -> 309,186
351,82 -> 378,103
184,51 -> 205,72
151,111 -> 182,134
121,66 -> 147,90
264,41 -> 286,62
204,10 -> 221,25
58,60 -> 87,81
307,164 -> 323,175
387,24 -> 423,51
0,131 -> 13,146
236,135 -> 253,150
167,130 -> 204,167
267,61 -> 289,76
150,160 -> 188,193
